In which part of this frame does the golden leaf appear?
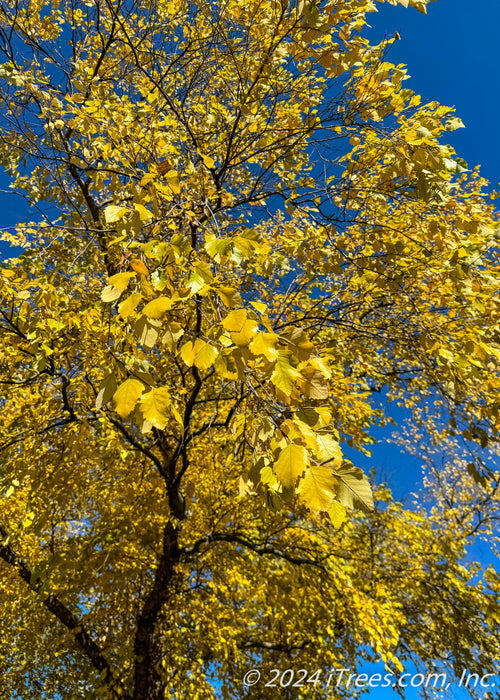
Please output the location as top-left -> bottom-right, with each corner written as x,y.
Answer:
113,378 -> 144,419
274,444 -> 308,488
130,258 -> 149,277
139,386 -> 171,429
298,465 -> 337,513
101,285 -> 122,303
141,296 -> 172,319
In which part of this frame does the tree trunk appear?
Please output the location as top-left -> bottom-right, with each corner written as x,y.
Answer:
133,521 -> 179,699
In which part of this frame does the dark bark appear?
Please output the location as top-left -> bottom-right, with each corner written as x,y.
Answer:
133,520 -> 180,700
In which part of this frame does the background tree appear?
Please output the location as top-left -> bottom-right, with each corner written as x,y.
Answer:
0,0 -> 499,697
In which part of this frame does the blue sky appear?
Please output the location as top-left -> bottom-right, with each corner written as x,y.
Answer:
367,0 -> 499,189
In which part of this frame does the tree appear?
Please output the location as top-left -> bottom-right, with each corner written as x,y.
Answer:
0,0 -> 499,696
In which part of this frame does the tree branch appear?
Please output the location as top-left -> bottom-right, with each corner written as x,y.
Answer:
0,524 -> 130,699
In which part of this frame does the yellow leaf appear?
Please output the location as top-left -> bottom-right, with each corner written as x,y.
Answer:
250,301 -> 267,313
171,404 -> 183,426
140,173 -> 156,186
334,464 -> 373,512
222,309 -> 247,333
217,287 -> 242,309
202,154 -> 215,168
180,340 -> 200,367
193,341 -> 219,370
134,316 -> 159,348
328,501 -> 347,528
95,372 -> 117,410
222,309 -> 258,346
214,348 -> 244,380
108,272 -> 136,290
298,367 -> 329,400
134,203 -> 153,221
411,0 -> 427,13
270,350 -> 301,395
298,465 -> 337,512
130,258 -> 149,276
274,444 -> 308,488
101,285 -> 122,303
438,347 -> 454,361
445,116 -> 465,131
141,296 -> 172,319
108,234 -> 127,246
118,293 -> 143,319
165,170 -> 181,195
260,465 -> 280,489
315,433 -> 342,466
139,386 -> 171,429
140,276 -> 155,298
162,322 -> 184,352
180,339 -> 219,369
104,204 -> 129,224
249,332 -> 279,361
113,378 -> 144,419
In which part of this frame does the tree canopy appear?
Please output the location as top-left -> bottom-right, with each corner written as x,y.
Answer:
0,0 -> 499,697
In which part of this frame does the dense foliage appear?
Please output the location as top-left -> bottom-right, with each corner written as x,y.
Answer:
0,0 -> 499,697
